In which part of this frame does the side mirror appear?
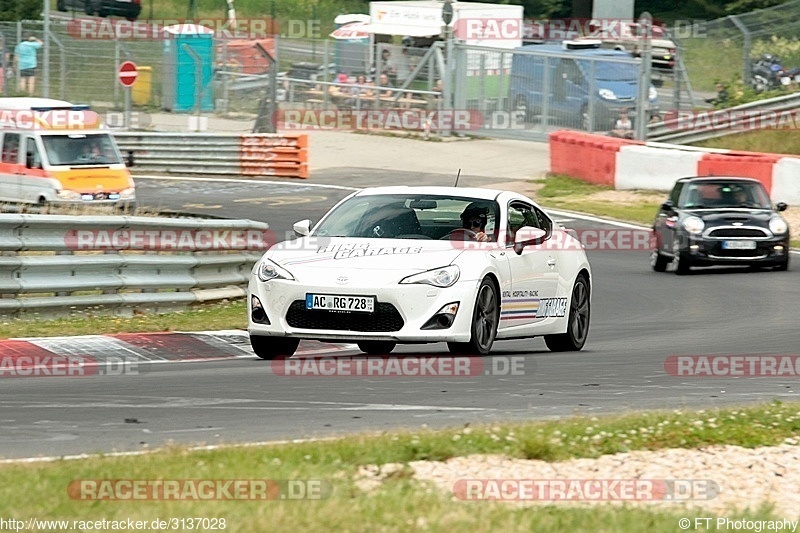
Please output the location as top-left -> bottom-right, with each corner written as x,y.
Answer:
776,202 -> 788,212
513,226 -> 547,255
293,219 -> 312,237
661,200 -> 674,212
126,150 -> 135,167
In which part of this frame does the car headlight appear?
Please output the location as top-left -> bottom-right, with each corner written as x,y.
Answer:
119,187 -> 136,199
649,86 -> 658,100
682,216 -> 705,234
257,259 -> 295,282
56,190 -> 81,200
598,88 -> 616,100
769,216 -> 788,235
400,265 -> 460,288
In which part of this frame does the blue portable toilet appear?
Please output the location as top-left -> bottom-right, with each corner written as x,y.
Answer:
162,24 -> 214,112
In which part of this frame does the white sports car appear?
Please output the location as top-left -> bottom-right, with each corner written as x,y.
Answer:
248,186 -> 592,358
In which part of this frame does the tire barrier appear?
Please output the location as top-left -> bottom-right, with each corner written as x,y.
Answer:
550,131 -> 800,204
113,132 -> 309,179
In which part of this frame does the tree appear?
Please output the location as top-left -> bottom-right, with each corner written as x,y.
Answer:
0,0 -> 42,21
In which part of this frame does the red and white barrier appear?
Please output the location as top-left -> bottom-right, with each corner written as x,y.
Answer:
549,131 -> 800,204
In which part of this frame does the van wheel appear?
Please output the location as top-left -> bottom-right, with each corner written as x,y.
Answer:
57,0 -> 66,10
36,197 -> 49,214
84,0 -> 95,15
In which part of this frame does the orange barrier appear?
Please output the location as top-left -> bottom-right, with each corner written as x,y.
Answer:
697,151 -> 782,192
549,131 -> 641,186
240,134 -> 309,179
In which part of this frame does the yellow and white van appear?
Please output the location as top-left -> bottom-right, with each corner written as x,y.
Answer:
0,98 -> 136,210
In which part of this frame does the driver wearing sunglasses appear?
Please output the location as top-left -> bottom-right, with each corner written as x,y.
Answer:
459,203 -> 491,242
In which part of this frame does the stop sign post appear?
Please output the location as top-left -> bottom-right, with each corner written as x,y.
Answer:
118,61 -> 138,129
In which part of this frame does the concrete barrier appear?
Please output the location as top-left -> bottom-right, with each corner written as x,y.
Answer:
615,145 -> 705,190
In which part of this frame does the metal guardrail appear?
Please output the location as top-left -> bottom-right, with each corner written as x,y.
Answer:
647,92 -> 800,144
0,214 -> 268,318
113,132 -> 309,178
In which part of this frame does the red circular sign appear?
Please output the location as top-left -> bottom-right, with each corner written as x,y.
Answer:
118,61 -> 138,87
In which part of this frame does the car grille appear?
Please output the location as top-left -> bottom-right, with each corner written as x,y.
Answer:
285,301 -> 404,332
707,227 -> 768,238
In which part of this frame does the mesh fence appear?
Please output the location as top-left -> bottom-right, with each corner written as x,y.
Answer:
680,0 -> 800,93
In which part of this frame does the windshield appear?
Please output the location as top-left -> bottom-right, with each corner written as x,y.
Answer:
313,194 -> 501,241
589,60 -> 639,81
41,133 -> 121,166
679,181 -> 772,209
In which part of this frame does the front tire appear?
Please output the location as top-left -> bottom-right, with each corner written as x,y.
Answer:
651,250 -> 669,272
250,335 -> 299,360
674,252 -> 691,275
447,277 -> 498,355
774,257 -> 789,271
544,275 -> 590,352
357,341 -> 396,355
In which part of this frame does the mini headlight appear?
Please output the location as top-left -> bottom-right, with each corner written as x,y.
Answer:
400,265 -> 460,288
649,86 -> 658,100
257,259 -> 295,282
598,88 -> 617,100
769,216 -> 788,235
683,216 -> 705,234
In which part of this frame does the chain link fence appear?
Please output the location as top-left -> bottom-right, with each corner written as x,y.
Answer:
680,0 -> 800,93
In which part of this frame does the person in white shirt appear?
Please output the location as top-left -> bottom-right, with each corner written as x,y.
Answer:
609,109 -> 633,139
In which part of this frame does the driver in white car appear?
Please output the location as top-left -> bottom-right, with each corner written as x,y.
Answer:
460,203 -> 491,242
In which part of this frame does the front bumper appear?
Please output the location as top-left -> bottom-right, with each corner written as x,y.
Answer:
680,234 -> 789,266
247,276 -> 479,343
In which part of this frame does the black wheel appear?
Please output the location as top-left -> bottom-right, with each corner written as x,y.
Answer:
774,257 -> 789,271
250,335 -> 299,360
357,341 -> 396,355
57,0 -> 66,11
447,277 -> 498,355
674,252 -> 691,275
650,250 -> 669,272
544,275 -> 591,352
84,0 -> 95,15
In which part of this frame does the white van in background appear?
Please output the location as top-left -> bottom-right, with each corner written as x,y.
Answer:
0,98 -> 136,210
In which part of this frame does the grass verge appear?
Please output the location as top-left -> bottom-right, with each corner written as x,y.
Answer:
693,129 -> 800,156
0,300 -> 246,340
1,401 -> 797,531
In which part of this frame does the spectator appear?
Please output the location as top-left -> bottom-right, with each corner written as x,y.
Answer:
705,82 -> 729,107
378,73 -> 394,99
15,34 -> 42,95
609,109 -> 633,139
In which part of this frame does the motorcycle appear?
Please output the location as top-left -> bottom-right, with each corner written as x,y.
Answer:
750,54 -> 798,92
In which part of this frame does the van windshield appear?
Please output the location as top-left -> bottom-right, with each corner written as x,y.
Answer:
585,60 -> 639,81
41,133 -> 121,166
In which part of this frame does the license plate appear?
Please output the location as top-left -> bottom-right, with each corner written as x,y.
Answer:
722,240 -> 756,250
306,294 -> 375,313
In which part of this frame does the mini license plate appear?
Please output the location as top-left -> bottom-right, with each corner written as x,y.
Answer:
306,294 -> 375,313
722,240 -> 756,250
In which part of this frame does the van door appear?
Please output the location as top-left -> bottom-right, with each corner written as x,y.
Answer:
0,133 -> 21,202
552,59 -> 585,126
19,135 -> 49,204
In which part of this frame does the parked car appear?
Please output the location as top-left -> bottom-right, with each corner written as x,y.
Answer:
57,0 -> 141,21
652,176 -> 790,274
575,21 -> 677,70
509,40 -> 659,131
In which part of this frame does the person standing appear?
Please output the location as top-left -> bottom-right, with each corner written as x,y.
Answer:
15,34 -> 43,95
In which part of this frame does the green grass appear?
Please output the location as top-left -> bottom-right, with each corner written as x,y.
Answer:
693,129 -> 800,155
534,175 -> 662,226
0,299 -> 245,339
1,401 -> 798,531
